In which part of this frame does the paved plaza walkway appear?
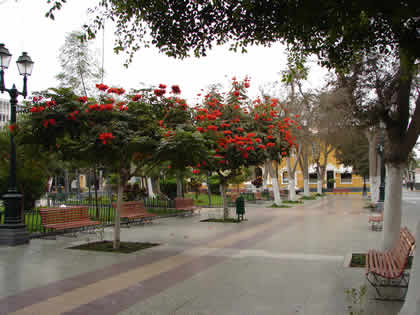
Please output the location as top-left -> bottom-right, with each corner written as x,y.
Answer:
0,194 -> 418,315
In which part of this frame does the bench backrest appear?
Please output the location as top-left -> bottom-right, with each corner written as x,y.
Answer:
391,227 -> 416,271
112,201 -> 147,214
174,198 -> 194,209
40,206 -> 89,225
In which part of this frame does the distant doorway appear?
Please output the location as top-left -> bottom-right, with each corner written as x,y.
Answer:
327,171 -> 334,190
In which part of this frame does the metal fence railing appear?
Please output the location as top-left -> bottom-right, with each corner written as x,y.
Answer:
0,190 -> 275,238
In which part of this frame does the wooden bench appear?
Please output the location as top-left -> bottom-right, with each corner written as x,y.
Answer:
368,213 -> 383,231
112,201 -> 157,225
40,206 -> 101,232
366,227 -> 415,300
174,198 -> 200,216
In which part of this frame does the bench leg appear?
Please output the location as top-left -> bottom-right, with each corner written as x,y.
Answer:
367,272 -> 409,301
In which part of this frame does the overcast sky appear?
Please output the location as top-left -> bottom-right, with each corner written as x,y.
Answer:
0,0 -> 329,104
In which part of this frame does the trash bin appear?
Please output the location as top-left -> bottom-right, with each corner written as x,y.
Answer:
235,196 -> 245,221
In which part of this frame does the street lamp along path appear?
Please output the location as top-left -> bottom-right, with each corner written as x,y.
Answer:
0,43 -> 34,246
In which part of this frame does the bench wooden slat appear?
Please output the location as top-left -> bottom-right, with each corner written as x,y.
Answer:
366,226 -> 415,279
40,206 -> 100,231
112,201 -> 156,222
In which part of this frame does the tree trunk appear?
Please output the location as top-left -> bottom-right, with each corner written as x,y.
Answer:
99,170 -> 104,191
317,179 -> 323,194
146,177 -> 155,198
367,130 -> 379,203
176,172 -> 183,198
155,176 -> 161,195
93,167 -> 99,219
75,169 -> 81,200
299,146 -> 310,197
220,179 -> 229,219
262,165 -> 268,189
382,163 -> 403,251
266,160 -> 282,205
398,220 -> 420,315
64,169 -> 70,194
113,173 -> 123,250
206,172 -> 212,206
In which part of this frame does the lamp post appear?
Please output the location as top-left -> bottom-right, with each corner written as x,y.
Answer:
377,123 -> 386,211
0,43 -> 34,246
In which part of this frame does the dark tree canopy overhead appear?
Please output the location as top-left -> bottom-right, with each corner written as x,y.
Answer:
46,1 -> 420,68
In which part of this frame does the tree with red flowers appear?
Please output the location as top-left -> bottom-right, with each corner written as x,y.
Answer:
247,94 -> 301,205
149,84 -> 210,197
20,85 -> 165,249
192,78 -> 297,217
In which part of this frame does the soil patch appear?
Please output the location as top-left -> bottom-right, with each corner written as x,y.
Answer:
350,253 -> 413,268
68,241 -> 160,253
200,218 -> 244,223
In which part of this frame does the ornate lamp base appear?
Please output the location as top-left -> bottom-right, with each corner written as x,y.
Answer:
0,224 -> 30,246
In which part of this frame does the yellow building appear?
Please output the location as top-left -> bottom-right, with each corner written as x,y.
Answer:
273,152 -> 367,194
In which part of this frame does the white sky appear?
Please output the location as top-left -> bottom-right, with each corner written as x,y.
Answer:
0,0 -> 329,104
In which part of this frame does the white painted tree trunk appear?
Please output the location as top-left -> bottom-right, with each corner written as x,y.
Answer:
262,166 -> 268,189
114,179 -> 123,249
146,177 -> 155,198
220,181 -> 229,219
317,179 -> 323,194
382,163 -> 403,251
370,176 -> 380,203
289,178 -> 296,201
303,179 -> 310,197
266,160 -> 282,205
398,220 -> 420,315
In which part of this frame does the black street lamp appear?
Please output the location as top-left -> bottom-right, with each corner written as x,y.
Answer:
377,124 -> 386,210
0,43 -> 34,246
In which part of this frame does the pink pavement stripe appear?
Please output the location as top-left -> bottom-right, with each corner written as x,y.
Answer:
0,249 -> 180,314
63,217 -> 301,315
0,216 -> 272,314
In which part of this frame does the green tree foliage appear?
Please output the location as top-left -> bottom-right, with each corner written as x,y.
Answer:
0,127 -> 54,213
333,128 -> 369,178
19,85 -> 163,248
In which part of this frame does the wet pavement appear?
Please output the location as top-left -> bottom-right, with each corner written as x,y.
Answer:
0,194 -> 418,315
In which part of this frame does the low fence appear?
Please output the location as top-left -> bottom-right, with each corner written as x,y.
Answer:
0,191 -> 274,238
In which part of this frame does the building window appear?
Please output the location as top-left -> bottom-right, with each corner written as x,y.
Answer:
309,173 -> 318,184
340,172 -> 352,184
282,171 -> 288,184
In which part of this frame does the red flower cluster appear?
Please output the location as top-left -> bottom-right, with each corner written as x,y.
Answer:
67,110 -> 79,121
192,169 -> 200,174
88,104 -> 113,111
107,87 -> 125,95
46,100 -> 56,107
171,85 -> 181,94
132,94 -> 142,101
154,89 -> 166,97
32,96 -> 43,103
78,96 -> 88,103
43,119 -> 56,128
98,132 -> 114,144
8,124 -> 18,132
30,106 -> 45,113
96,83 -> 109,91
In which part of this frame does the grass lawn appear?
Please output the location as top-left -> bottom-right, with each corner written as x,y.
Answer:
299,195 -> 317,200
268,204 -> 291,208
147,208 -> 190,216
185,192 -> 223,206
282,200 -> 304,204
